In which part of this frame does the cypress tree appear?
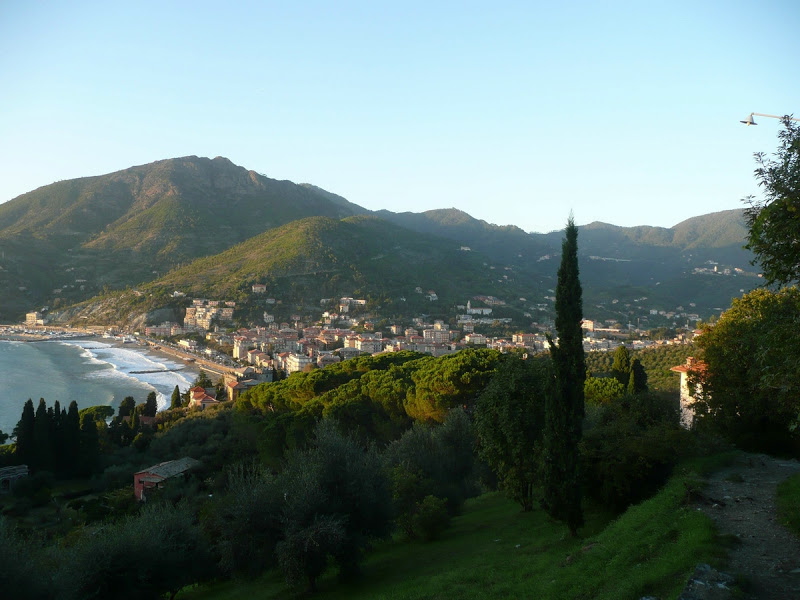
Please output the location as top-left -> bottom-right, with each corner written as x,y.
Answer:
611,345 -> 632,387
170,385 -> 182,410
78,414 -> 100,476
627,358 -> 648,395
34,398 -> 53,471
118,396 -> 136,418
51,400 -> 64,475
144,391 -> 158,417
64,401 -> 81,475
13,399 -> 36,466
543,216 -> 585,536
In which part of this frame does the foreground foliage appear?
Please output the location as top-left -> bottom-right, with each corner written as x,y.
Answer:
744,117 -> 800,286
776,473 -> 800,539
180,462 -> 723,600
474,353 -> 551,510
695,286 -> 800,453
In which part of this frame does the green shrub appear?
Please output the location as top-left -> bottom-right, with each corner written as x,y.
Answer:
582,393 -> 687,511
411,495 -> 450,541
776,473 -> 800,539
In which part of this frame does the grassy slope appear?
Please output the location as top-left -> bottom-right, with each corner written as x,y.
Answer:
182,468 -> 722,600
776,473 -> 800,539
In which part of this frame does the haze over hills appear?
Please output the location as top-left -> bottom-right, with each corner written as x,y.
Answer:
0,156 -> 759,324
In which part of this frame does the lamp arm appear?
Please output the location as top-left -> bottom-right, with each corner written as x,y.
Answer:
751,112 -> 800,122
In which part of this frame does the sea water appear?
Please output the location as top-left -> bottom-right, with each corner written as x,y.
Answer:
0,339 -> 196,436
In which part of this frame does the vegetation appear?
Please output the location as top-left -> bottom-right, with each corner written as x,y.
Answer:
179,464 -> 723,600
743,117 -> 800,286
776,473 -> 800,539
584,343 -> 694,393
543,217 -> 585,535
474,353 -> 550,510
694,287 -> 800,453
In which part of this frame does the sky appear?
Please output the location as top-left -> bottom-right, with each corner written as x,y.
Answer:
1,1 -> 798,234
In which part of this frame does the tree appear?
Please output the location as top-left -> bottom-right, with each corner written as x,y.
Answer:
13,399 -> 35,465
34,399 -> 52,471
194,370 -> 213,389
743,117 -> 800,285
77,414 -> 100,476
55,503 -> 215,600
627,358 -> 648,395
695,287 -> 800,451
118,396 -> 136,418
584,376 -> 625,405
170,385 -> 182,410
610,345 -> 632,387
144,391 -> 158,417
543,216 -> 585,535
277,419 -> 392,588
475,353 -> 551,511
63,401 -> 81,475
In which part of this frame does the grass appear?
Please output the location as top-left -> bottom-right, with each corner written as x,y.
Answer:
776,473 -> 800,539
180,466 -> 724,600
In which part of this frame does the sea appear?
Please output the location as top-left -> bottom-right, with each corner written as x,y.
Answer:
0,338 -> 197,436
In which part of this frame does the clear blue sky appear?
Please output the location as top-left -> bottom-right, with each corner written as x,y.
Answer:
1,1 -> 797,233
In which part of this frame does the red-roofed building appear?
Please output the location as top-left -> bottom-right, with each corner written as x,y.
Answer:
134,457 -> 201,501
188,386 -> 220,409
671,357 -> 708,429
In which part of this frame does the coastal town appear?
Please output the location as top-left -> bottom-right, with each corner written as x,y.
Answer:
11,285 -> 697,411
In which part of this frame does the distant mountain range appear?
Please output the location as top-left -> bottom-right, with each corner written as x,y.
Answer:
0,156 -> 759,324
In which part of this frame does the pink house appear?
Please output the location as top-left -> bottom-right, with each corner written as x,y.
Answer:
134,457 -> 201,501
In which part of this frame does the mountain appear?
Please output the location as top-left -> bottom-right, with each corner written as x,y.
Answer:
0,157 -> 363,318
0,156 -> 759,323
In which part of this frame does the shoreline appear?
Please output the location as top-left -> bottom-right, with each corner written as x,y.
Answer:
0,327 -> 231,382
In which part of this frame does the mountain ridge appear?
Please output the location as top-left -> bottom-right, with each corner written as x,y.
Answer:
0,156 -> 757,322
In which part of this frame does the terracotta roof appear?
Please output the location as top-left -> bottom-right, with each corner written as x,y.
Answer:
135,457 -> 201,479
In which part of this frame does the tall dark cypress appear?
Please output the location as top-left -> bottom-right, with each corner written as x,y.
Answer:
13,399 -> 36,466
64,401 -> 81,476
543,216 -> 585,535
34,398 -> 53,471
170,385 -> 182,410
51,400 -> 64,474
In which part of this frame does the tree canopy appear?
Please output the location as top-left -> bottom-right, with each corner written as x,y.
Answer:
695,286 -> 800,451
744,116 -> 800,285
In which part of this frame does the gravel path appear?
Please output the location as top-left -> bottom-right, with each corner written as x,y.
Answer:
694,453 -> 800,599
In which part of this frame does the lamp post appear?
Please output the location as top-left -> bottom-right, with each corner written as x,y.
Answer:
740,112 -> 800,126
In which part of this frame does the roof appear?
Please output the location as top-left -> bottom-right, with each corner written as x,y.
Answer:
135,457 -> 201,479
671,357 -> 708,375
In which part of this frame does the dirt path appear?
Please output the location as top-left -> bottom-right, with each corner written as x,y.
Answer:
694,453 -> 800,599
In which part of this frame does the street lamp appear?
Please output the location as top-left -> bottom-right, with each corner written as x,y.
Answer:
740,112 -> 800,126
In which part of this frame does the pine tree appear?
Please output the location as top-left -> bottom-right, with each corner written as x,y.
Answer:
543,216 -> 585,536
13,399 -> 36,466
170,385 -> 182,410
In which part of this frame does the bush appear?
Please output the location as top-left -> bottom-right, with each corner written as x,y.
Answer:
0,517 -> 48,600
410,495 -> 450,541
55,503 -> 215,600
204,462 -> 283,577
582,393 -> 687,512
384,408 -> 477,515
277,419 -> 392,587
